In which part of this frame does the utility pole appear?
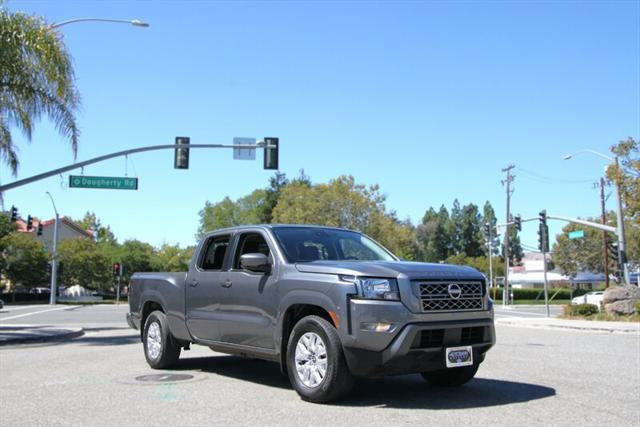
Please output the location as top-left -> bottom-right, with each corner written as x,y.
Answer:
502,164 -> 515,306
600,177 -> 610,288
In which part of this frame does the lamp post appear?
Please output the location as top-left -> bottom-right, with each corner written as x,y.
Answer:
564,149 -> 629,285
45,192 -> 60,304
50,18 -> 149,29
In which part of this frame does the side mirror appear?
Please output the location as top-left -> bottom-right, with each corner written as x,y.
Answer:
240,253 -> 271,273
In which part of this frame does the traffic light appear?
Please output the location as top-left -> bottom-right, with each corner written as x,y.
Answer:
484,223 -> 491,237
10,206 -> 18,222
537,223 -> 549,252
263,137 -> 279,170
174,137 -> 190,169
27,215 -> 34,231
608,242 -> 620,268
538,210 -> 547,226
37,222 -> 43,236
112,262 -> 121,277
514,215 -> 522,232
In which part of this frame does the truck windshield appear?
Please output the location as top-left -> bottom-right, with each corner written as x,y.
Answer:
272,227 -> 397,263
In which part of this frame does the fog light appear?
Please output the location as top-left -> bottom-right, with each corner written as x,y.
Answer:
361,322 -> 395,333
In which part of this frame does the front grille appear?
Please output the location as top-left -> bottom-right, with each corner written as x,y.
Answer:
418,281 -> 484,312
460,327 -> 485,345
414,329 -> 444,348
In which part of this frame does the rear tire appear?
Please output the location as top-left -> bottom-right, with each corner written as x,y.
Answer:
143,310 -> 181,369
286,315 -> 354,403
421,363 -> 479,387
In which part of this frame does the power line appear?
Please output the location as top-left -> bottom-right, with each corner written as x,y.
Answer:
516,167 -> 596,184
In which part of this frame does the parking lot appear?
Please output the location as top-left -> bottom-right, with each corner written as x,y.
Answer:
1,304 -> 638,426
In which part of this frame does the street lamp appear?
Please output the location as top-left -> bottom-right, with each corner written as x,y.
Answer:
564,149 -> 629,285
50,18 -> 150,29
45,192 -> 60,305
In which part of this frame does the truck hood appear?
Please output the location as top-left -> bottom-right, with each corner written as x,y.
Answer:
294,260 -> 484,281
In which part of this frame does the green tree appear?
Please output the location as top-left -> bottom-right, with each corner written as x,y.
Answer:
417,205 -> 452,262
76,212 -> 116,244
57,238 -> 110,290
482,201 -> 500,256
117,239 -> 157,282
607,137 -> 640,226
551,215 -> 613,277
0,7 -> 80,175
3,232 -> 48,286
258,172 -> 289,223
197,190 -> 266,239
154,243 -> 194,272
272,175 -> 418,259
0,212 -> 17,273
459,203 -> 484,257
449,199 -> 463,255
502,216 -> 524,266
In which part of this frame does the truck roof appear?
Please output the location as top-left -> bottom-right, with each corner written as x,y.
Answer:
204,224 -> 356,235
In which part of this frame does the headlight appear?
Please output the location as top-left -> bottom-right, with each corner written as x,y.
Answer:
357,278 -> 399,301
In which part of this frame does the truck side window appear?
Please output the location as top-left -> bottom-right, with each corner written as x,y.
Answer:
200,236 -> 230,270
234,233 -> 270,268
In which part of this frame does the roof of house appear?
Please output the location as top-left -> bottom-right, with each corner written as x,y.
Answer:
16,217 -> 93,238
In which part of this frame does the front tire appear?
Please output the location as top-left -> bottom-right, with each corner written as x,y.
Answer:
421,363 -> 479,386
143,310 -> 181,369
286,315 -> 354,403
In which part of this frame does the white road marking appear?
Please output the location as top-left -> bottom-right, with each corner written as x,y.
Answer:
0,306 -> 74,321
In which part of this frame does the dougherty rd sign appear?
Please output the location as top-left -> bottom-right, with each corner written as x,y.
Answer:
69,175 -> 138,190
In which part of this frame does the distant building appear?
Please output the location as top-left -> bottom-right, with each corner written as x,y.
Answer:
509,252 -> 605,290
15,217 -> 93,251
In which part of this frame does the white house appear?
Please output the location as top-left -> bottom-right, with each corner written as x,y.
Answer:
509,252 -> 605,290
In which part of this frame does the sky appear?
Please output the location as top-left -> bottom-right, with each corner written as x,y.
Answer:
2,0 -> 639,252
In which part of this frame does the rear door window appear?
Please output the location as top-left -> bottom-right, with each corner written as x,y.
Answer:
199,236 -> 230,270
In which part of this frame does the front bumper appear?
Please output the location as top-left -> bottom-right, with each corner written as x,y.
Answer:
343,319 -> 494,376
341,298 -> 495,376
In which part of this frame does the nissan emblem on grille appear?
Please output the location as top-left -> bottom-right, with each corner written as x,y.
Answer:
447,284 -> 462,299
418,281 -> 483,312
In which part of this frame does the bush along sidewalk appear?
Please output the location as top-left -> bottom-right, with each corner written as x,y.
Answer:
562,302 -> 640,322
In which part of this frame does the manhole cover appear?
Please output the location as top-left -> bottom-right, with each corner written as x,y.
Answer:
117,372 -> 206,386
136,374 -> 193,383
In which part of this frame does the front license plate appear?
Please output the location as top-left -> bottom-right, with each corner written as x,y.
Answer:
446,346 -> 473,368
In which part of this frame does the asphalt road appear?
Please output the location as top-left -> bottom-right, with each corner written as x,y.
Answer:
1,304 -> 638,426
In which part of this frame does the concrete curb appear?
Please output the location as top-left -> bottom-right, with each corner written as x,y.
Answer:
0,324 -> 85,346
495,318 -> 640,334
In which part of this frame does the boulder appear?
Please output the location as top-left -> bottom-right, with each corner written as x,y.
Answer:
605,299 -> 637,316
603,285 -> 640,304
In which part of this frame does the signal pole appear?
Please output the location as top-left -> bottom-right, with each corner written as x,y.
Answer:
502,164 -> 515,306
600,177 -> 610,288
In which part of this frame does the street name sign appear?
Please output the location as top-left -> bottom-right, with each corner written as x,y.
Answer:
233,137 -> 256,160
568,230 -> 584,239
69,175 -> 138,190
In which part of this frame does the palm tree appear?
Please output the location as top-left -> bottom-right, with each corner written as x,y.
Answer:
0,6 -> 80,176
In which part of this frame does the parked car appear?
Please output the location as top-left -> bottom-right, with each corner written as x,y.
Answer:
128,224 -> 495,403
571,291 -> 604,309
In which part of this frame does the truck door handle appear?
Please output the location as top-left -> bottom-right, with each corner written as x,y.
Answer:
189,280 -> 199,287
221,280 -> 232,288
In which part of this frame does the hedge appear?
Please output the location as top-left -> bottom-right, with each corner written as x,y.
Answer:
489,287 -> 589,301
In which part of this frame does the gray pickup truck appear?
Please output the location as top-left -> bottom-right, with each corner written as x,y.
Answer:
127,224 -> 495,402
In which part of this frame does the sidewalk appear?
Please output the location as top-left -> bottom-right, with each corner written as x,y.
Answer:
496,316 -> 640,334
0,324 -> 84,346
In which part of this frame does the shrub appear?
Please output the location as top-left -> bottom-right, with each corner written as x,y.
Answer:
489,288 -> 587,301
565,304 -> 599,317
635,300 -> 640,315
